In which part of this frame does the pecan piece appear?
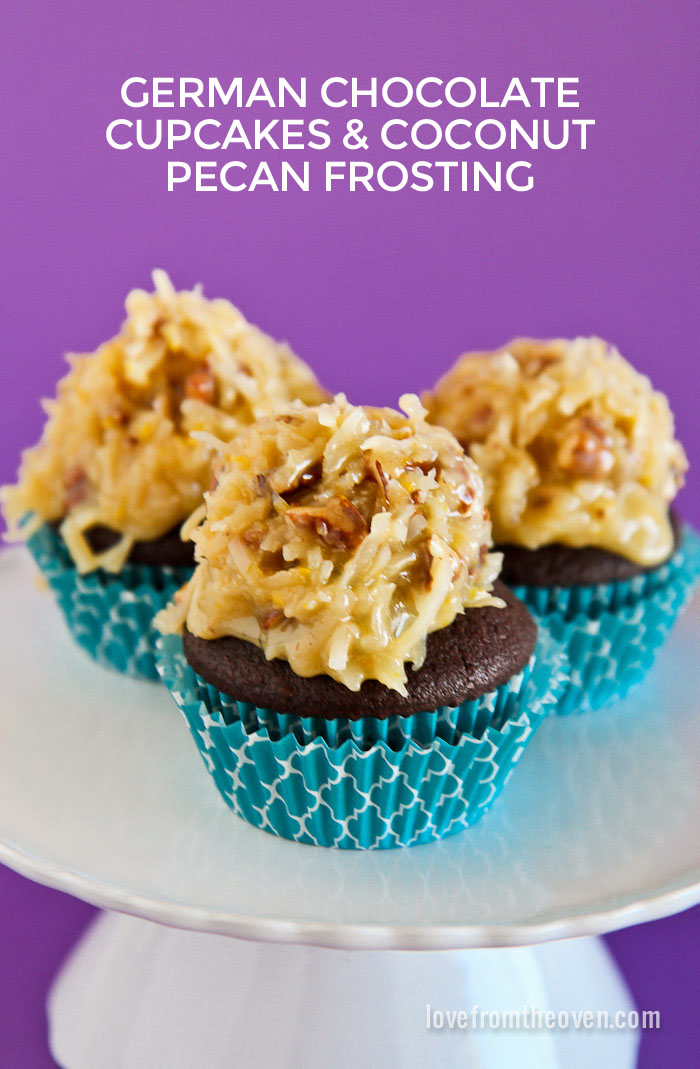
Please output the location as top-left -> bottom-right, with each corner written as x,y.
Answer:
454,460 -> 475,513
183,363 -> 217,405
406,459 -> 440,477
467,403 -> 495,436
105,403 -> 130,428
241,522 -> 267,548
531,490 -> 552,509
150,316 -> 165,339
413,540 -> 433,589
557,415 -> 614,479
275,460 -> 323,500
260,608 -> 284,630
365,457 -> 389,508
285,495 -> 369,550
522,352 -> 559,377
64,465 -> 89,509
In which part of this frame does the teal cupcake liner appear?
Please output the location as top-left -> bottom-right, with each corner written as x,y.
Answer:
511,526 -> 700,621
191,659 -> 535,749
27,522 -> 192,680
540,535 -> 700,715
155,625 -> 565,849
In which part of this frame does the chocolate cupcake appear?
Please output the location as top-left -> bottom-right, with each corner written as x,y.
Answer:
1,271 -> 326,678
156,395 -> 563,848
424,337 -> 700,712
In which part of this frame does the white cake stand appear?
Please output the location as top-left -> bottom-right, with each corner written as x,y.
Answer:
2,549 -> 699,1068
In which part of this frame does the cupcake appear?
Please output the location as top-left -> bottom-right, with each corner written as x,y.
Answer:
1,271 -> 326,679
424,337 -> 700,712
155,394 -> 562,849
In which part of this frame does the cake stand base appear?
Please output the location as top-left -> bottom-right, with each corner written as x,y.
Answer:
48,912 -> 639,1068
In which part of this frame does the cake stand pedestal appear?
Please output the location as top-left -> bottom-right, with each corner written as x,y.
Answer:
48,913 -> 637,1069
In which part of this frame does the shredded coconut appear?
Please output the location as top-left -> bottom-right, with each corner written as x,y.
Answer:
157,394 -> 502,694
423,337 -> 687,565
2,271 -> 326,572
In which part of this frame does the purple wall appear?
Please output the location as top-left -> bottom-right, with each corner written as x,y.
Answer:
2,1 -> 698,1064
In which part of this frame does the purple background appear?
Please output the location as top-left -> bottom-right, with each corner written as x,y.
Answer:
2,0 -> 699,1064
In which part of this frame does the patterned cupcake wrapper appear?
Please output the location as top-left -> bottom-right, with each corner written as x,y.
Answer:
537,534 -> 700,715
155,625 -> 565,849
26,522 -> 192,681
511,527 -> 700,621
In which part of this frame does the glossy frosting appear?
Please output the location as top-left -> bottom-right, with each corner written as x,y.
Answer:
2,271 -> 325,572
424,337 -> 687,566
158,394 -> 502,694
